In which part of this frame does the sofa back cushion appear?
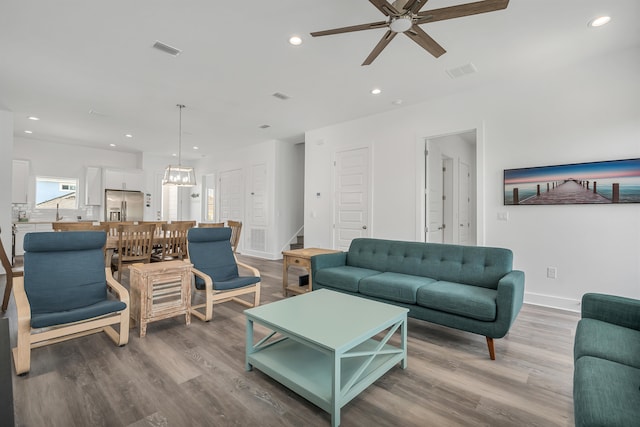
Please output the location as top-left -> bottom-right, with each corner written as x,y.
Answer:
346,238 -> 513,289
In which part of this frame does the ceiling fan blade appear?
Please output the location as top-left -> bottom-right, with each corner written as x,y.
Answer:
404,25 -> 446,58
311,21 -> 388,37
369,0 -> 401,17
417,0 -> 509,24
404,0 -> 430,14
362,30 -> 397,65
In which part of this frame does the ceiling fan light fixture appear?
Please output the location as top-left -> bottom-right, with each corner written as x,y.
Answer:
389,16 -> 413,33
163,104 -> 196,187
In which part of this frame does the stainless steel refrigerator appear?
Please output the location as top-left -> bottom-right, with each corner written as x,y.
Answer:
104,190 -> 144,221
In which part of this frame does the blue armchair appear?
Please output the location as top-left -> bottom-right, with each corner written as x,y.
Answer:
12,231 -> 129,375
186,227 -> 260,321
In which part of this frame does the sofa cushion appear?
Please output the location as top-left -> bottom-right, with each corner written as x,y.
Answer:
346,238 -> 512,289
574,356 -> 640,427
314,266 -> 380,293
415,281 -> 497,321
359,272 -> 436,304
574,318 -> 640,369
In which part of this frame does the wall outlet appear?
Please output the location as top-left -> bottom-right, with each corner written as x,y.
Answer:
497,211 -> 509,221
547,267 -> 558,279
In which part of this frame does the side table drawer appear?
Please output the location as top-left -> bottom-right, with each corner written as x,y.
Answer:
290,257 -> 311,269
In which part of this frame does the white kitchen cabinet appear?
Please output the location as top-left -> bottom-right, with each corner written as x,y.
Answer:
12,160 -> 29,204
85,166 -> 102,205
14,223 -> 52,256
104,168 -> 144,191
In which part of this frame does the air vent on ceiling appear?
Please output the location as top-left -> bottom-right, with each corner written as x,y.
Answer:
272,92 -> 291,101
152,41 -> 182,56
446,63 -> 477,79
259,124 -> 271,129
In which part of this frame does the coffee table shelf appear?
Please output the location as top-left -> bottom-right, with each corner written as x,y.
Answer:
248,337 -> 404,412
245,289 -> 408,426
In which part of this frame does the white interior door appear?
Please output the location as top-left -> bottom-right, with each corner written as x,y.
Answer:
333,147 -> 369,251
459,161 -> 471,245
425,141 -> 444,243
219,169 -> 243,223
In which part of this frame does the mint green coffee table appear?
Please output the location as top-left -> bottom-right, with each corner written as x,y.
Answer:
245,289 -> 408,427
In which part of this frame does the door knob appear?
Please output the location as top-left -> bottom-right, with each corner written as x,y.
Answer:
362,225 -> 367,230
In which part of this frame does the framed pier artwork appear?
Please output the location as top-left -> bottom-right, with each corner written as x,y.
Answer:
504,158 -> 640,205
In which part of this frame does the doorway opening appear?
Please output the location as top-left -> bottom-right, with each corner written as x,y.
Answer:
423,130 -> 477,245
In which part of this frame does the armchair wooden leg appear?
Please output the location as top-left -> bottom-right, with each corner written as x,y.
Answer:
1,276 -> 12,312
253,284 -> 261,307
486,336 -> 496,360
13,325 -> 31,375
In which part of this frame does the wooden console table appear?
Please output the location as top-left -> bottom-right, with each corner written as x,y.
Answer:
129,260 -> 192,337
282,248 -> 341,297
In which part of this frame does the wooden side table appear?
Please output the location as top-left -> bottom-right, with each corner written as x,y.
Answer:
282,248 -> 341,297
129,260 -> 193,337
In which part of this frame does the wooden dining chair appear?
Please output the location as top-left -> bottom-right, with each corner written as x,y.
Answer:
0,232 -> 23,312
110,223 -> 156,282
151,222 -> 191,262
227,220 -> 243,253
172,220 -> 196,228
101,221 -> 135,238
198,222 -> 224,228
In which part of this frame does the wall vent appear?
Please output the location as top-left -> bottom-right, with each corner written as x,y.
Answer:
152,41 -> 182,56
446,62 -> 477,79
250,228 -> 267,252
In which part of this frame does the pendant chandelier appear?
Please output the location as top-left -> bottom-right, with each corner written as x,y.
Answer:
162,104 -> 196,186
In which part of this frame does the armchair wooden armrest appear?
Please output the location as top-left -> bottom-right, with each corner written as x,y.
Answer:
237,261 -> 260,278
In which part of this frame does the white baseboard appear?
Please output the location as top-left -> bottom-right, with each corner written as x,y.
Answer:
524,292 -> 581,313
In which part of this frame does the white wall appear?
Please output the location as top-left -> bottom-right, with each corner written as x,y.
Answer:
305,47 -> 640,311
0,110 -> 13,273
275,142 -> 305,253
194,139 -> 303,259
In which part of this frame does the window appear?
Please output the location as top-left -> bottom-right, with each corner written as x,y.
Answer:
161,184 -> 178,221
203,173 -> 216,221
35,176 -> 78,209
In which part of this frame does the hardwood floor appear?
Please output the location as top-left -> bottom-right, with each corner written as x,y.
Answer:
2,255 -> 578,426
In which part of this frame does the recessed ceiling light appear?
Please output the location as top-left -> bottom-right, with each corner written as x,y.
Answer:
24,130 -> 33,134
371,88 -> 382,95
172,153 -> 177,157
392,99 -> 403,105
289,36 -> 302,46
110,143 -> 117,147
588,16 -> 611,27
193,146 -> 199,150
125,134 -> 133,138
28,116 -> 40,121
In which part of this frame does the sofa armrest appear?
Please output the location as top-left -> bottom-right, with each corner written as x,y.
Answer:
311,252 -> 347,272
494,270 -> 525,337
581,293 -> 640,330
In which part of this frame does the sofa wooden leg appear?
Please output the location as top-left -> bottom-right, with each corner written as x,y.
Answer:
486,337 -> 496,360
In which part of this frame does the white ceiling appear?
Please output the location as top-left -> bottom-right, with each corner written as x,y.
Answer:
1,0 -> 638,161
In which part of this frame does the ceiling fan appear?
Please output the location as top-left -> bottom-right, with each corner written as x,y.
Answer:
310,0 -> 510,65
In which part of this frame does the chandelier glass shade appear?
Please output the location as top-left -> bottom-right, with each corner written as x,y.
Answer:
163,104 -> 196,187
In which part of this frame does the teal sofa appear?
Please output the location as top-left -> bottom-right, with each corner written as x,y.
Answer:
573,293 -> 640,426
310,238 -> 525,359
